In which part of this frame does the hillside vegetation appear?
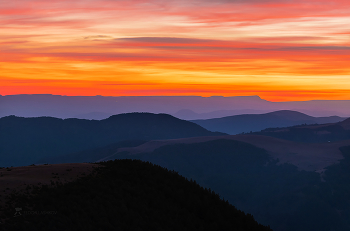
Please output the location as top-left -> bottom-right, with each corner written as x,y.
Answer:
1,159 -> 271,231
113,139 -> 350,231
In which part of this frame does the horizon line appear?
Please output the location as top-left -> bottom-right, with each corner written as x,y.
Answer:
2,94 -> 350,103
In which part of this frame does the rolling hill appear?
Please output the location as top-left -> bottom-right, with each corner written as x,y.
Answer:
172,109 -> 268,120
108,135 -> 350,172
253,117 -> 350,143
0,113 -> 224,167
190,110 -> 346,135
42,129 -> 350,173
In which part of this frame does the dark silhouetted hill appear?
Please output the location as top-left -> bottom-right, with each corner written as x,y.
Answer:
1,159 -> 271,231
0,113 -> 224,167
191,110 -> 346,135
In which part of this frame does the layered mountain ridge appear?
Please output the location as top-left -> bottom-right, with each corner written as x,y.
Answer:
191,110 -> 346,135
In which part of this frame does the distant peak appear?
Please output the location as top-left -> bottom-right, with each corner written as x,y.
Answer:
268,110 -> 306,115
264,110 -> 313,120
105,112 -> 176,121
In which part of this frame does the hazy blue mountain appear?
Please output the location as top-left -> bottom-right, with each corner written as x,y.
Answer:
0,113 -> 224,167
173,109 -> 268,120
191,110 -> 346,135
2,94 -> 350,119
0,94 -> 269,118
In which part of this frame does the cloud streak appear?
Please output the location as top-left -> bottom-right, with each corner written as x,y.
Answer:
1,0 -> 350,101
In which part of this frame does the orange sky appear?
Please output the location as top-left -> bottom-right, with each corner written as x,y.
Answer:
1,0 -> 350,101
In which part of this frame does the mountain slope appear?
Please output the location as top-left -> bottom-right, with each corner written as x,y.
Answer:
0,113 -> 224,167
173,109 -> 268,120
339,117 -> 350,129
253,117 -> 350,143
112,139 -> 350,231
111,135 -> 350,172
191,110 -> 346,135
33,135 -> 350,230
38,140 -> 148,164
42,132 -> 350,172
1,159 -> 271,231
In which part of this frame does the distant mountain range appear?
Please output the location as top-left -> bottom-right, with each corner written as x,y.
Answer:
191,110 -> 346,135
173,109 -> 269,120
2,94 -> 350,119
0,113 -> 224,167
39,111 -> 350,167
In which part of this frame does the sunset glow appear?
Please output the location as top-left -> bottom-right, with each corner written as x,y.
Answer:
1,0 -> 350,101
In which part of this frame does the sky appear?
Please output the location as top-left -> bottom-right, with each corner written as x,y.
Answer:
1,0 -> 350,101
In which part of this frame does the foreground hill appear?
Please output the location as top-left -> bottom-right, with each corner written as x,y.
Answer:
35,135 -> 350,230
253,117 -> 350,143
1,159 -> 271,231
191,110 -> 345,135
0,163 -> 98,210
0,113 -> 224,167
